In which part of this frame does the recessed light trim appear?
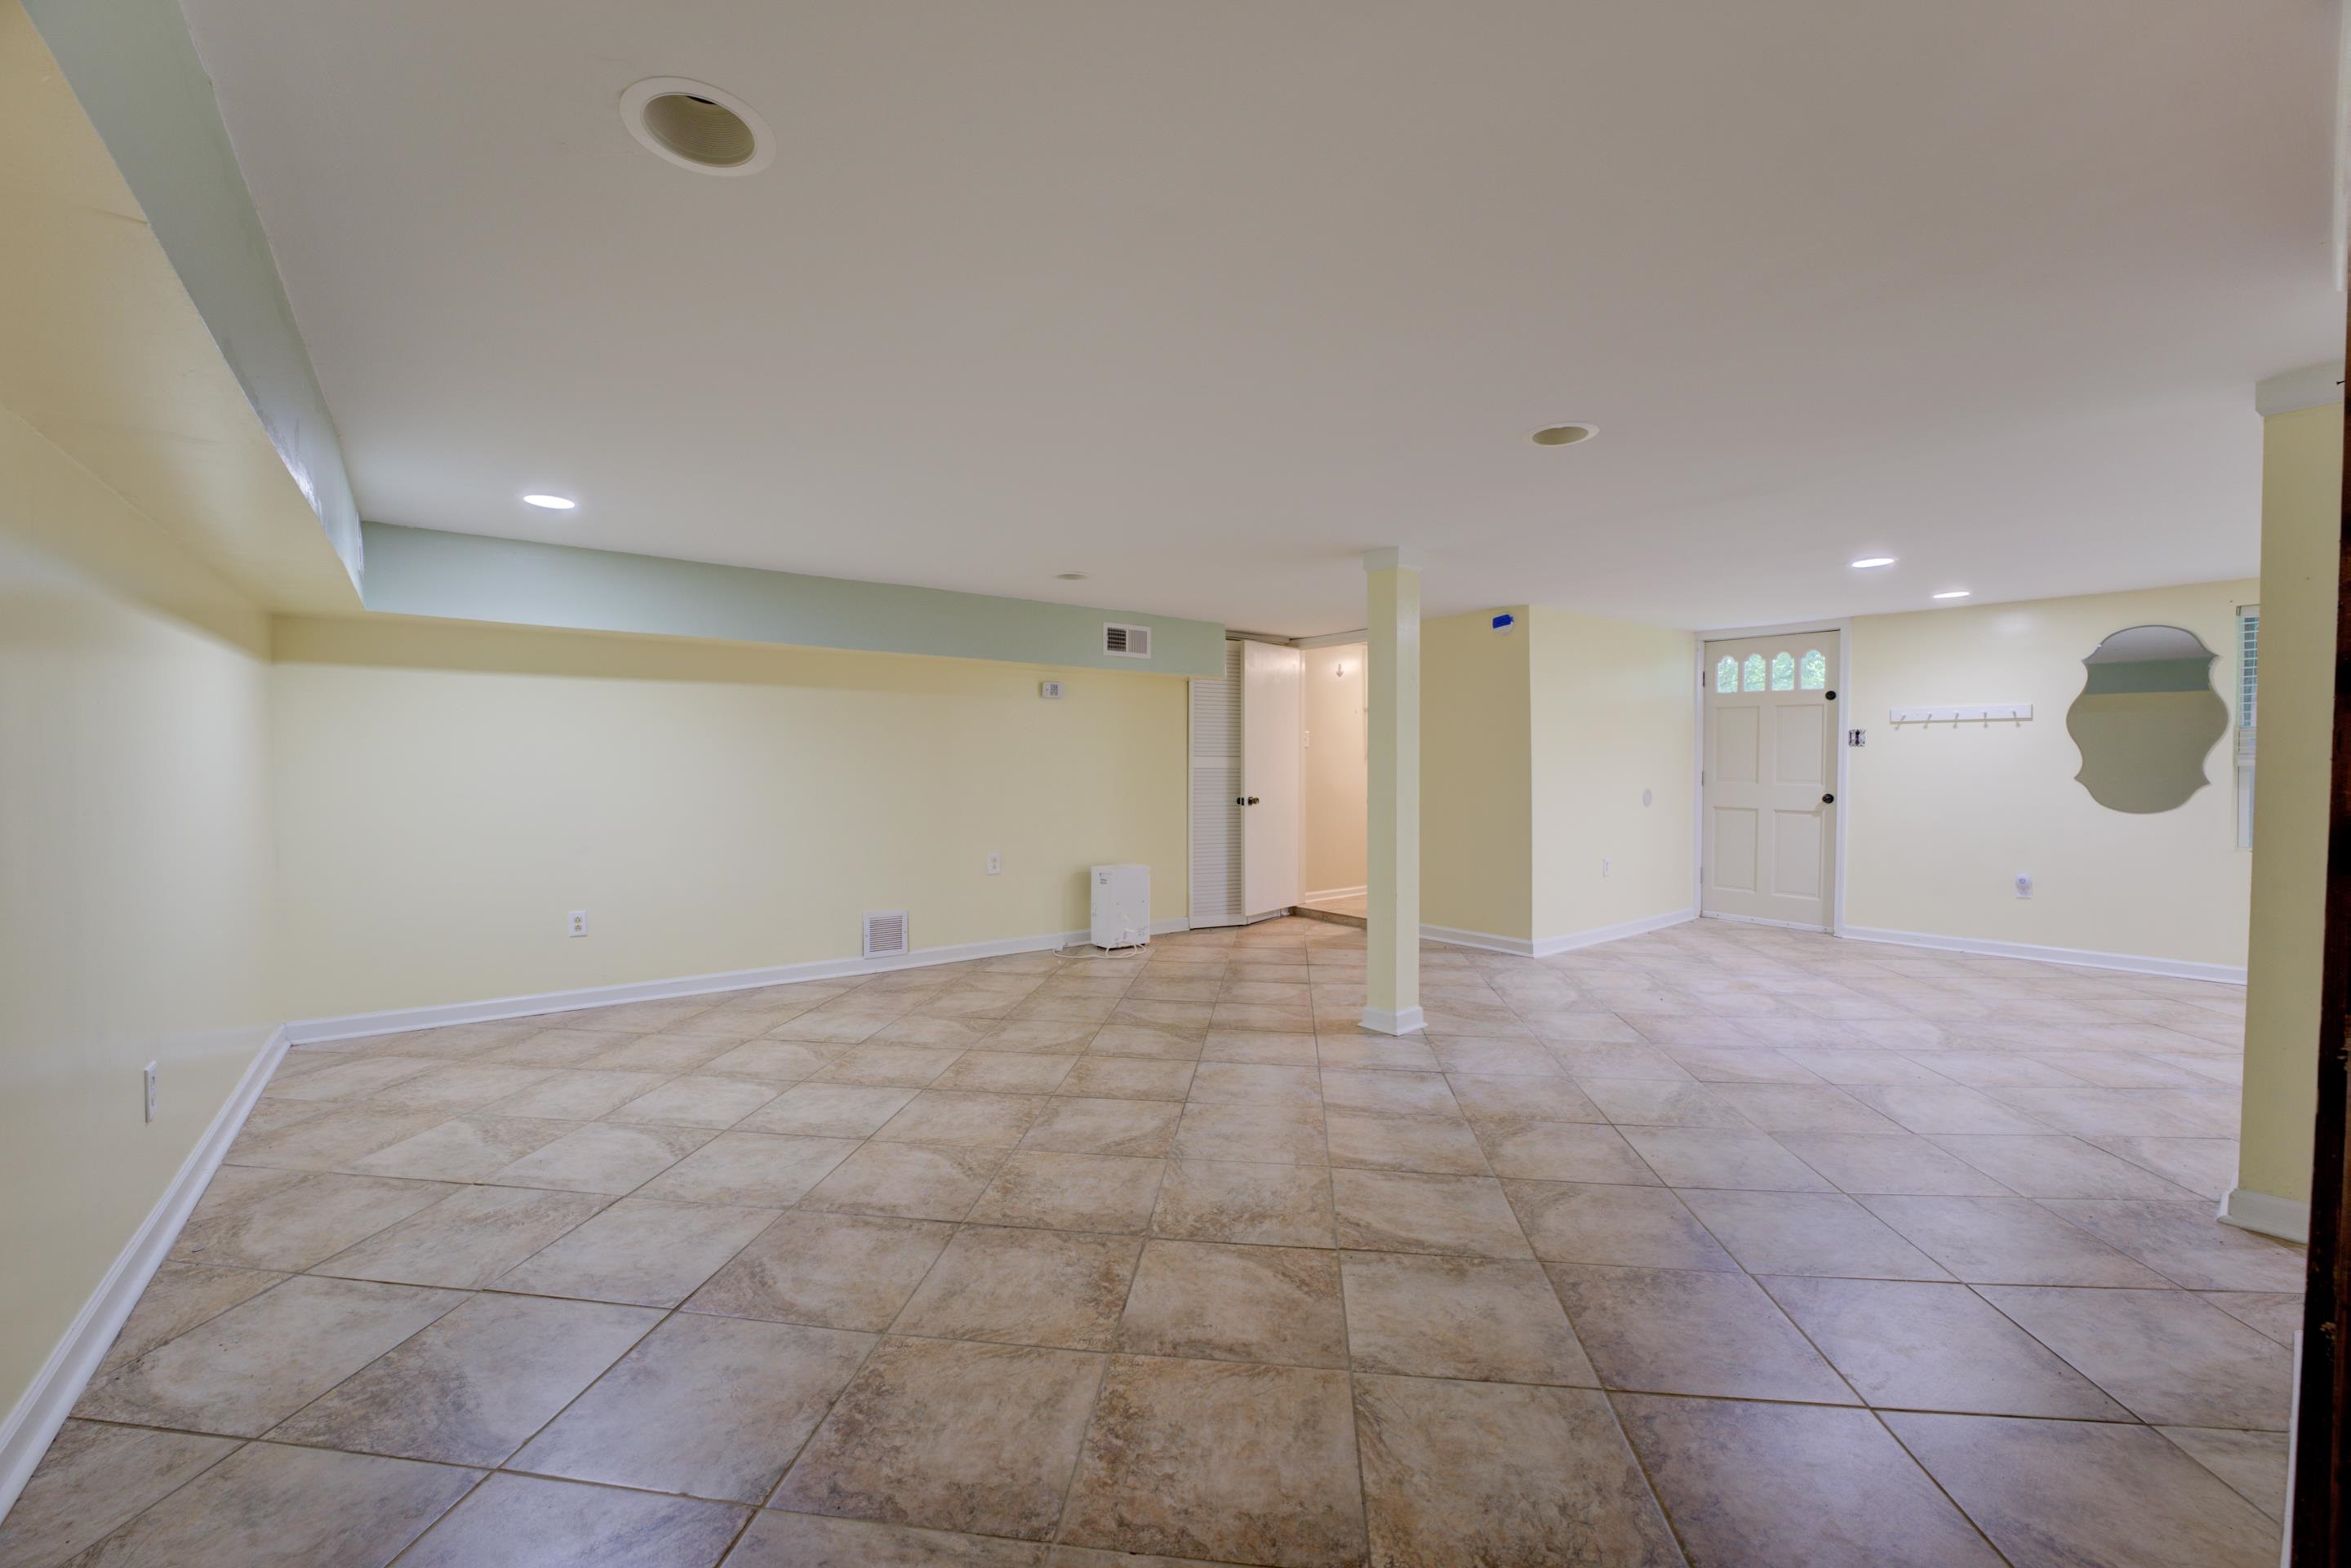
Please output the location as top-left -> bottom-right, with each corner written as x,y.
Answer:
1850,557 -> 1896,570
620,78 -> 774,176
522,493 -> 577,510
1531,424 -> 1598,446
1933,589 -> 1971,600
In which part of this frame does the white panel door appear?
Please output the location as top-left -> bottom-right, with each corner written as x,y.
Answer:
1241,641 -> 1304,918
1703,633 -> 1839,929
1187,642 -> 1246,926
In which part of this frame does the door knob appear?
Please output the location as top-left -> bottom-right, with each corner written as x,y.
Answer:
1821,793 -> 1836,804
1247,796 -> 1261,805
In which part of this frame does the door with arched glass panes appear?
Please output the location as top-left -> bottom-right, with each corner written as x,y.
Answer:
1702,632 -> 1839,928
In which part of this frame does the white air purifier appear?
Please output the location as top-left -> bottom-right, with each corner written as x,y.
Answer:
1090,864 -> 1151,950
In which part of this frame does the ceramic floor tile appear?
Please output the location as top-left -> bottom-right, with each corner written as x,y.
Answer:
1548,1263 -> 1855,1403
362,1063 -> 556,1113
738,1082 -> 918,1137
633,1130 -> 861,1206
55,1441 -> 479,1568
513,1313 -> 874,1502
726,1510 -> 1046,1566
1579,1077 -> 1750,1128
2084,1135 -> 2240,1198
1620,1395 -> 2004,1567
1355,1374 -> 1679,1567
170,1170 -> 455,1272
1059,1355 -> 1366,1568
1760,1275 -> 2127,1418
2040,1198 -> 2309,1291
893,1225 -> 1141,1350
494,1197 -> 778,1306
812,1044 -> 967,1086
484,1068 -> 673,1121
2202,1290 -> 2304,1347
1678,1189 -> 1953,1281
223,1104 -> 452,1171
394,1474 -> 748,1568
92,1263 -> 287,1376
1117,1238 -> 1346,1366
1503,1179 -> 1738,1270
1886,1410 -> 2281,1568
487,1122 -> 714,1194
1473,1117 -> 1655,1183
967,1150 -> 1166,1233
483,1029 -> 649,1068
0,1421 -> 238,1568
1317,1032 -> 1444,1071
685,1210 -> 953,1330
1020,1096 -> 1183,1156
1975,1285 -> 2294,1428
1331,1169 -> 1534,1258
342,1116 -> 578,1182
872,1089 -> 1047,1148
934,1051 -> 1080,1093
1855,1195 -> 2170,1286
1169,1100 -> 1327,1163
798,1141 -> 1007,1219
77,1275 -> 466,1436
600,1073 -> 780,1129
1770,1130 -> 2013,1196
262,1054 -> 442,1101
1150,1159 -> 1337,1247
1930,1134 -> 2205,1198
1342,1250 -> 1594,1384
313,1184 -> 611,1288
697,1039 -> 840,1082
269,1291 -> 659,1464
774,1336 -> 1105,1540
1201,1028 -> 1321,1065
2162,1426 -> 2291,1521
1615,1126 -> 1833,1191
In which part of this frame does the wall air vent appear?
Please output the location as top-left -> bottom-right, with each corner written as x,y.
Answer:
863,910 -> 910,958
1104,623 -> 1152,659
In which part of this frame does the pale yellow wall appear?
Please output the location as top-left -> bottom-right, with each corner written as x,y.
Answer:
269,615 -> 1189,1019
0,416 -> 278,1419
1302,642 -> 1367,896
1420,609 -> 1534,939
1529,608 -> 1697,939
1845,580 -> 2257,967
2240,402 -> 2343,1207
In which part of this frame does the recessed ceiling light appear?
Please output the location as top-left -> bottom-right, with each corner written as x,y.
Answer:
1531,424 -> 1598,446
1056,572 -> 1089,581
1850,557 -> 1896,569
1933,589 -> 1971,600
620,78 -> 774,176
522,493 -> 576,510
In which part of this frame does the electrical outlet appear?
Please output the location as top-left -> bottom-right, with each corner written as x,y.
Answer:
568,909 -> 589,937
1602,856 -> 1612,878
144,1062 -> 158,1123
2013,873 -> 2033,900
987,852 -> 1002,876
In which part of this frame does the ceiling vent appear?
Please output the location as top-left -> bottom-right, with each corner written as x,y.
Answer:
1104,623 -> 1153,659
862,910 -> 910,959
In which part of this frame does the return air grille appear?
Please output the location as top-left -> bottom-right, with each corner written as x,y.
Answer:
863,910 -> 909,958
1104,623 -> 1152,659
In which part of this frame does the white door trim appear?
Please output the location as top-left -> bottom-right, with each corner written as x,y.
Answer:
1695,617 -> 1853,935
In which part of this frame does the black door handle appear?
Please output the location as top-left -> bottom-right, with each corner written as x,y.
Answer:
1247,796 -> 1261,805
1235,797 -> 1247,806
1821,793 -> 1836,804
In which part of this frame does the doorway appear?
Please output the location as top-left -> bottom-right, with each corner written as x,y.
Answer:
1298,641 -> 1369,921
1188,638 -> 1306,926
1702,630 -> 1842,930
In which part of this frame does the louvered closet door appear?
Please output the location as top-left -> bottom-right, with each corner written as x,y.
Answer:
1188,642 -> 1246,926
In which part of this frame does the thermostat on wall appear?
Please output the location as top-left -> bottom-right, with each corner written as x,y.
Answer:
1039,681 -> 1064,700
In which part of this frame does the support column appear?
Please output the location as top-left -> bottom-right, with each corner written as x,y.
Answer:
1362,548 -> 1424,1034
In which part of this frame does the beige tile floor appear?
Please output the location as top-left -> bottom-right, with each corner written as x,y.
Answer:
2,917 -> 2300,1567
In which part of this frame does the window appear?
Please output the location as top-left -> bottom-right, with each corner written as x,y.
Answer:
2238,605 -> 2259,849
1799,649 -> 1827,690
1771,651 -> 1795,691
1716,655 -> 1737,694
1742,654 -> 1766,692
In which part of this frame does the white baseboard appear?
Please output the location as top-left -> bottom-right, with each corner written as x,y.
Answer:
1303,886 -> 1367,903
1360,1005 -> 1427,1036
1838,926 -> 2247,986
0,1026 -> 287,1523
286,919 -> 1193,1046
1420,908 -> 1698,961
2219,1186 -> 2310,1244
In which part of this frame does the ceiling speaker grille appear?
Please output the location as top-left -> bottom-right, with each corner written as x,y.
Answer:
863,910 -> 909,958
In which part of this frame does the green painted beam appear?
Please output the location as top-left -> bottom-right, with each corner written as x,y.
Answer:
360,524 -> 1226,676
25,0 -> 363,589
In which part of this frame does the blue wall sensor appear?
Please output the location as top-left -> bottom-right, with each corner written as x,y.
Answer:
1491,613 -> 1516,634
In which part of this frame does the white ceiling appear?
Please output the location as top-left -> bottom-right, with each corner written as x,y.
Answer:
180,0 -> 2344,637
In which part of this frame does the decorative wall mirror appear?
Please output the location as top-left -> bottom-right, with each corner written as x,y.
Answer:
2066,624 -> 2228,814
